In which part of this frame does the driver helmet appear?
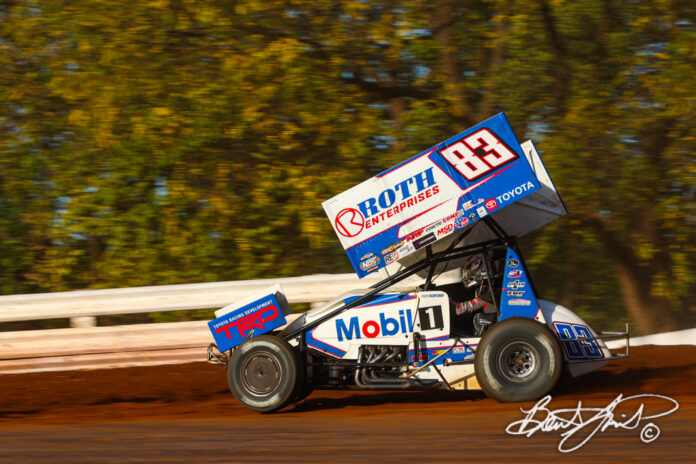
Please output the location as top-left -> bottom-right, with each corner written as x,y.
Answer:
462,254 -> 485,288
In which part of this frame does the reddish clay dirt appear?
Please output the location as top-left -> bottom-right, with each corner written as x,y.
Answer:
0,345 -> 694,463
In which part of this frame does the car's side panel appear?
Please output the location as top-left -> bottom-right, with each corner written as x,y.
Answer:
538,299 -> 611,376
498,248 -> 539,320
307,291 -> 452,360
308,293 -> 417,359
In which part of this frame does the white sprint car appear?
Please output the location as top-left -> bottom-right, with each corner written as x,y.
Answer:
207,114 -> 629,412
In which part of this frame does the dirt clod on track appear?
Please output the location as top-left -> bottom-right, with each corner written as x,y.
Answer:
1,345 -> 694,463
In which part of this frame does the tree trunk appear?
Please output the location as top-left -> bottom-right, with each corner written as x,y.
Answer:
429,0 -> 472,126
538,0 -> 571,114
588,218 -> 677,335
389,96 -> 405,156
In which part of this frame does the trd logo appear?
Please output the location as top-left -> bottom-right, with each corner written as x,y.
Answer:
215,305 -> 279,339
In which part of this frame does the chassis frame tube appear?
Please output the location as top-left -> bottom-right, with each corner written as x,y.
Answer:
282,225 -> 514,342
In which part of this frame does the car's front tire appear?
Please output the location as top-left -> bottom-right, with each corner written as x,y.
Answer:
227,335 -> 302,412
474,318 -> 562,402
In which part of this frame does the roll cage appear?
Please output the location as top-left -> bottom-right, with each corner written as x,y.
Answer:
281,216 -> 524,343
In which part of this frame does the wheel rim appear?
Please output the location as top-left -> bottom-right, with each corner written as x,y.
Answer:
497,340 -> 539,382
241,351 -> 281,396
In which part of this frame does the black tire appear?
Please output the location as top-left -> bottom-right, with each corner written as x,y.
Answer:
474,318 -> 562,403
227,335 -> 302,412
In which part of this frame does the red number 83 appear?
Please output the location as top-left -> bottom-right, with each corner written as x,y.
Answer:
439,129 -> 518,181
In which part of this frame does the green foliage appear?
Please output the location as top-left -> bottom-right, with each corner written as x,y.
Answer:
1,0 -> 693,332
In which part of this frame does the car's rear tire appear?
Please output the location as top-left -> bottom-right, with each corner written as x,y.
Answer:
227,335 -> 302,412
474,318 -> 562,403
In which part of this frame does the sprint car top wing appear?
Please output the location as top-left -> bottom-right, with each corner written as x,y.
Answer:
323,113 -> 567,278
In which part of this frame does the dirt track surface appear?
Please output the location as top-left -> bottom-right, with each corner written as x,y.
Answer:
1,345 -> 694,463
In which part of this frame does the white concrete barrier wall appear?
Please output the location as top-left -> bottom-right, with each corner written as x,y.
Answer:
0,273 -> 381,322
0,274 -> 376,374
0,274 -> 694,375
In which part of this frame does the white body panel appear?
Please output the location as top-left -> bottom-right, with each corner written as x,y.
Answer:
307,292 -> 450,359
213,284 -> 291,318
299,293 -> 612,387
378,140 -> 567,283
539,299 -> 611,377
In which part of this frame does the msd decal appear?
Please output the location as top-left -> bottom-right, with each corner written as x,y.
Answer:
437,223 -> 454,236
335,309 -> 414,341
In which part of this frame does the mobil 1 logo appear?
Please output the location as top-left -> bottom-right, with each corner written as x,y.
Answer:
418,306 -> 444,330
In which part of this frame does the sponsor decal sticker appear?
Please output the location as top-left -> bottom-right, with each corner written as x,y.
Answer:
404,228 -> 424,242
507,290 -> 526,297
209,294 -> 287,351
509,298 -> 531,306
553,322 -> 604,360
425,220 -> 443,233
421,293 -> 446,298
335,208 -> 365,238
485,198 -> 498,211
439,128 -> 520,181
384,250 -> 399,265
442,212 -> 460,224
335,309 -> 414,341
495,181 -> 536,205
381,241 -> 404,256
507,280 -> 526,290
398,243 -> 414,255
359,253 -> 381,272
507,269 -> 522,278
413,232 -> 437,249
507,258 -> 520,267
437,223 -> 454,236
476,205 -> 488,218
357,168 -> 441,231
454,216 -> 469,229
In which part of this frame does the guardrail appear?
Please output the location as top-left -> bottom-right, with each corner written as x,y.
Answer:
0,273 -> 380,374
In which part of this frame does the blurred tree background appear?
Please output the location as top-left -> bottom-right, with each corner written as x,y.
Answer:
0,0 -> 694,334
